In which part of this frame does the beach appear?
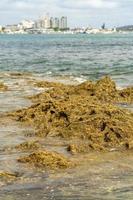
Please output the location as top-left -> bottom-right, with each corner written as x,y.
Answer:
0,34 -> 133,199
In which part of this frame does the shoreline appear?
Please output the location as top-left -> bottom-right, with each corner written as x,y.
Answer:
0,30 -> 131,35
0,75 -> 133,198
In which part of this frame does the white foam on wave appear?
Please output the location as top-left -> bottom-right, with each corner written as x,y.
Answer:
72,76 -> 87,83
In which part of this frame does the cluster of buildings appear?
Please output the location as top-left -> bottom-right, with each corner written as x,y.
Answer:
34,15 -> 67,30
0,14 -> 68,34
0,14 -> 121,35
75,27 -> 117,34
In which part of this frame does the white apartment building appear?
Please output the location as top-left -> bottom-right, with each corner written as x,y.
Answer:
38,15 -> 50,29
19,20 -> 35,29
53,18 -> 60,29
60,17 -> 67,29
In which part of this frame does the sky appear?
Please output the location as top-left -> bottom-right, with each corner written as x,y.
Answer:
0,0 -> 133,28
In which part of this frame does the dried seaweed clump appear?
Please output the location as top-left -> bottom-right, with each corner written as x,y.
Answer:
11,77 -> 133,152
18,150 -> 73,169
75,76 -> 133,103
15,141 -> 40,151
0,171 -> 19,180
0,82 -> 8,91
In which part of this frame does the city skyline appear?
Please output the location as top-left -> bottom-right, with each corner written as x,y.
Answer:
0,14 -> 69,34
0,0 -> 133,28
34,15 -> 68,30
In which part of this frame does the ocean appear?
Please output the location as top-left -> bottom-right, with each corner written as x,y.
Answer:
0,33 -> 133,87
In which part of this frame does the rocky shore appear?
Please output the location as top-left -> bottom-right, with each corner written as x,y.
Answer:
3,76 -> 132,172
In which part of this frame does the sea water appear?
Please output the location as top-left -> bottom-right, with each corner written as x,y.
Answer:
0,33 -> 133,86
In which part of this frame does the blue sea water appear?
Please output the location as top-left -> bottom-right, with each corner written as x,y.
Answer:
0,33 -> 133,86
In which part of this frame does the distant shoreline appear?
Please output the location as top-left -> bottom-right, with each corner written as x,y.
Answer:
0,31 -> 130,35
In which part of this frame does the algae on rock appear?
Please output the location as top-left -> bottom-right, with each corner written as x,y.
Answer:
18,150 -> 74,169
10,77 -> 133,153
15,141 -> 40,151
0,82 -> 8,91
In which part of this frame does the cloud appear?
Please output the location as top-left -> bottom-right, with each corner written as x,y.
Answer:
0,0 -> 119,12
61,0 -> 118,9
0,0 -> 133,27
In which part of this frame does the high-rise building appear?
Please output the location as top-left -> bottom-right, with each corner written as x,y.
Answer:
34,14 -> 68,30
50,17 -> 54,28
53,18 -> 60,29
60,17 -> 67,30
35,14 -> 51,29
34,20 -> 42,29
43,15 -> 50,29
40,17 -> 45,28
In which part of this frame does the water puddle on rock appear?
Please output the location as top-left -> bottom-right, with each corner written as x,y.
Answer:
0,73 -> 133,200
0,72 -> 45,112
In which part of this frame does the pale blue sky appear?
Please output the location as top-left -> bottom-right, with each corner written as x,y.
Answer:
0,0 -> 133,27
